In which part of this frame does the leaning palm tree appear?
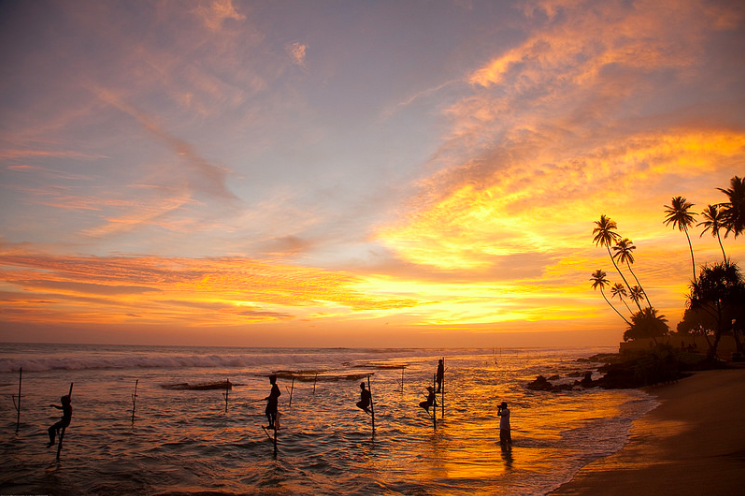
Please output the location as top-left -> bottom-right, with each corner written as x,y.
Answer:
698,204 -> 727,262
590,270 -> 631,325
663,196 -> 697,281
717,175 -> 745,238
610,282 -> 633,315
612,238 -> 650,309
592,215 -> 634,295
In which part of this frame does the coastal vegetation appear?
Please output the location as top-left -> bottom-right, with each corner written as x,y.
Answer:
530,176 -> 743,392
588,175 -> 744,382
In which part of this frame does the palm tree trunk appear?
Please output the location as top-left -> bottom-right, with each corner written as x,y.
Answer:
626,263 -> 652,309
684,227 -> 696,281
620,298 -> 633,316
733,326 -> 742,355
606,246 -> 641,311
709,300 -> 723,359
601,289 -> 631,325
716,231 -> 727,263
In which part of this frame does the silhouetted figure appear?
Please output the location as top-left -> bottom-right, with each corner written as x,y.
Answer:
436,359 -> 444,393
419,386 -> 436,414
498,401 -> 511,446
47,395 -> 72,447
265,375 -> 281,430
356,382 -> 371,413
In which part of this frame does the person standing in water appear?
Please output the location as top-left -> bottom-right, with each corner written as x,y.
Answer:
47,395 -> 72,447
265,375 -> 281,430
356,382 -> 371,413
498,401 -> 511,446
436,359 -> 444,393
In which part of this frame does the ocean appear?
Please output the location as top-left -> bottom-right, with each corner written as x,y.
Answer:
0,344 -> 656,495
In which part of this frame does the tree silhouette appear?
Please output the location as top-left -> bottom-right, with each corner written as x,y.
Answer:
591,270 -> 630,325
717,175 -> 745,238
664,196 -> 697,281
592,215 -> 634,296
698,204 -> 727,262
677,307 -> 716,350
623,307 -> 669,344
687,261 -> 745,358
612,238 -> 651,309
611,282 -> 633,315
629,286 -> 646,309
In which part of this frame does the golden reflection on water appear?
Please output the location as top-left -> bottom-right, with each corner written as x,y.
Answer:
0,347 -> 656,495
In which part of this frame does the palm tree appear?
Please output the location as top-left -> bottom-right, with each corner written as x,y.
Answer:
610,282 -> 632,315
590,270 -> 631,325
663,196 -> 697,281
623,307 -> 669,345
717,175 -> 745,238
698,204 -> 727,262
612,238 -> 650,309
629,286 -> 646,309
592,215 -> 634,295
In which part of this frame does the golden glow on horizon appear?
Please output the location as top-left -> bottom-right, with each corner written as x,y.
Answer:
0,251 -> 422,327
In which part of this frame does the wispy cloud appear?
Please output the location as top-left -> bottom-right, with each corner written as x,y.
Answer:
286,42 -> 308,67
192,0 -> 246,32
93,86 -> 238,202
0,246 -> 421,327
0,150 -> 105,161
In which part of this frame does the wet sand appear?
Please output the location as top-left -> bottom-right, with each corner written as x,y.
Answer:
550,367 -> 745,496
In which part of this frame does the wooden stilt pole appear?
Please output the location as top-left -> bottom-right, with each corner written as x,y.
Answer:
432,374 -> 437,429
56,382 -> 74,461
12,368 -> 23,433
441,357 -> 445,419
313,373 -> 318,394
288,378 -> 295,408
367,375 -> 375,437
401,366 -> 405,392
131,379 -> 139,423
273,422 -> 278,458
223,378 -> 229,413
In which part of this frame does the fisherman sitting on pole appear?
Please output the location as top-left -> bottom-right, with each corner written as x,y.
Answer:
356,382 -> 371,414
419,386 -> 436,415
47,395 -> 72,447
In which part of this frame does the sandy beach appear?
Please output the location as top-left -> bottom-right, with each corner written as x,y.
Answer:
550,367 -> 745,496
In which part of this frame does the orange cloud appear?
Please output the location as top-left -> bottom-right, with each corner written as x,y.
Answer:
193,0 -> 246,32
380,128 -> 745,271
471,0 -> 739,89
286,42 -> 308,67
0,247 -> 421,327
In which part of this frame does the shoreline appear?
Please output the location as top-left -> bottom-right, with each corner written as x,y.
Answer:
549,367 -> 745,495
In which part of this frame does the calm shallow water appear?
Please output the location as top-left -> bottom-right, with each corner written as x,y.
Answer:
0,344 -> 656,495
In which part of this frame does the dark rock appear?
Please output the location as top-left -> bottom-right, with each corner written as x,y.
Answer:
527,375 -> 553,391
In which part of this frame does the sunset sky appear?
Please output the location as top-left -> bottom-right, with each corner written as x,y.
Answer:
1,0 -> 744,348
